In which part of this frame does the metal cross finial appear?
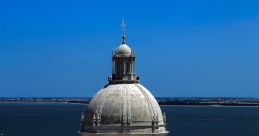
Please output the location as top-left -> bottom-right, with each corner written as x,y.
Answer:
121,18 -> 126,44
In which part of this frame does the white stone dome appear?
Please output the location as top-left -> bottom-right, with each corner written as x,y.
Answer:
83,83 -> 167,134
80,20 -> 168,135
115,44 -> 132,55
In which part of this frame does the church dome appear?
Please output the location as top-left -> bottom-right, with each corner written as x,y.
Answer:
115,44 -> 132,55
83,83 -> 167,134
80,20 -> 168,135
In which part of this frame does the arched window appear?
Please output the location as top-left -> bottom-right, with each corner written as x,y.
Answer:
126,62 -> 130,73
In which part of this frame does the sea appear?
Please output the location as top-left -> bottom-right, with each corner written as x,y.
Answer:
0,103 -> 259,136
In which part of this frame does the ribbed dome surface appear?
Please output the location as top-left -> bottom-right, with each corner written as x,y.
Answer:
115,44 -> 132,55
84,83 -> 167,134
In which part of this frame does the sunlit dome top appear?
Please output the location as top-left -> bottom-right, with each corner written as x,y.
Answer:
115,44 -> 132,55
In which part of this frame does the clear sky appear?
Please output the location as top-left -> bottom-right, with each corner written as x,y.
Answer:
0,0 -> 259,97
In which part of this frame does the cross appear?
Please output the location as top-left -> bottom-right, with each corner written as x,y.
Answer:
121,19 -> 126,44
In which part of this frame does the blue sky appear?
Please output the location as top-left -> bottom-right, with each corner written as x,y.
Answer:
0,0 -> 259,97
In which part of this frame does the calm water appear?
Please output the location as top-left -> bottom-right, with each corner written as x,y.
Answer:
0,103 -> 259,136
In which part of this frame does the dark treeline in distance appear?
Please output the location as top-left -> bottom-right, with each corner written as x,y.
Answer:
1,97 -> 259,106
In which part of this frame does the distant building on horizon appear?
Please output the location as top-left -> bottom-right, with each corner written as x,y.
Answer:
80,20 -> 168,136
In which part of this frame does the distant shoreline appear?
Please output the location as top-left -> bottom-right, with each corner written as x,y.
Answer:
160,104 -> 259,107
1,97 -> 259,107
1,102 -> 259,107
